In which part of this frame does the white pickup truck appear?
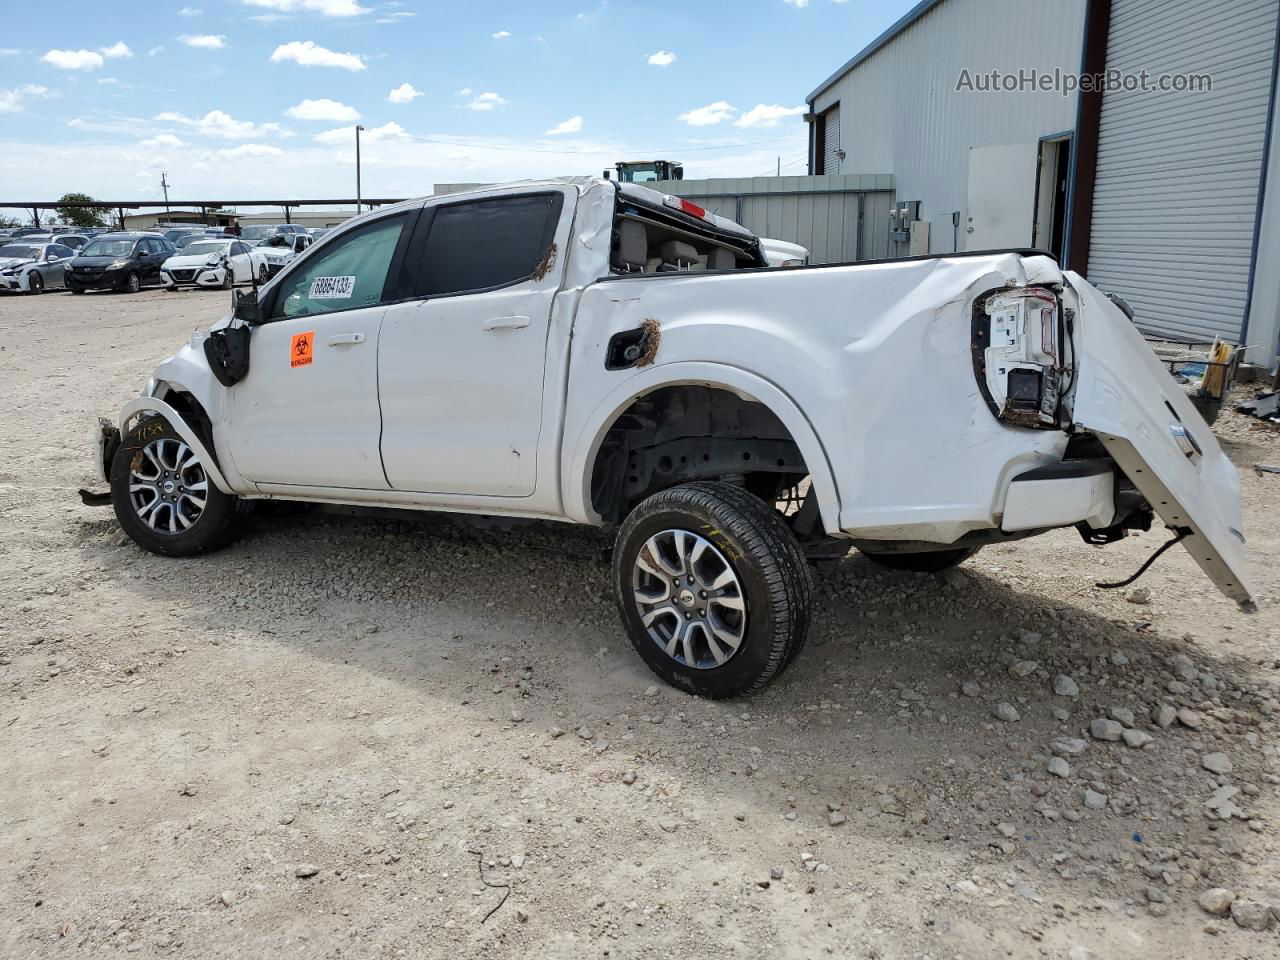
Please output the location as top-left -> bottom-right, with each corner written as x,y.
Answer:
92,177 -> 1255,699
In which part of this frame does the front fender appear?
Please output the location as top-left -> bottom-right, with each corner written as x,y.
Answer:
118,397 -> 235,495
561,361 -> 842,534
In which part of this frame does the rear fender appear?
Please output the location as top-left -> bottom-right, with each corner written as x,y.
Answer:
118,397 -> 235,495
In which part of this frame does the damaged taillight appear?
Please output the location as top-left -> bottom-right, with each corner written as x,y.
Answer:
973,286 -> 1064,429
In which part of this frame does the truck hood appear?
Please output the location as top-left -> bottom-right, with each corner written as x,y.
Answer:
1066,271 -> 1256,611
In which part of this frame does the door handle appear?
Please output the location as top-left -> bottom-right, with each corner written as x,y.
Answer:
326,332 -> 366,346
482,315 -> 531,331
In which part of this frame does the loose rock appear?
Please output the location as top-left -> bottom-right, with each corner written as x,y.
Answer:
1201,752 -> 1233,775
1047,756 -> 1071,778
1122,729 -> 1154,749
1230,899 -> 1274,931
1089,718 -> 1123,741
992,702 -> 1020,723
1198,888 -> 1235,915
1053,675 -> 1079,698
295,864 -> 320,879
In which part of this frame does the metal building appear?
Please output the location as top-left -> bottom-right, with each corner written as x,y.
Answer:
806,0 -> 1280,364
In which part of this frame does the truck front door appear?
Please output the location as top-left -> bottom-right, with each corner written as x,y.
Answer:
226,209 -> 417,490
378,189 -> 571,497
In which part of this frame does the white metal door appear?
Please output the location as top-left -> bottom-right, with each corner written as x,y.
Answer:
228,308 -> 388,488
965,143 -> 1039,250
1087,0 -> 1278,343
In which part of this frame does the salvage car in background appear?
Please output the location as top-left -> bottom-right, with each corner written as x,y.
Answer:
0,240 -> 76,293
255,232 -> 313,277
91,178 -> 1256,699
66,233 -> 175,294
161,239 -> 269,291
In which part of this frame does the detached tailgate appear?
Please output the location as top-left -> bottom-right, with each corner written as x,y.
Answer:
1067,273 -> 1256,611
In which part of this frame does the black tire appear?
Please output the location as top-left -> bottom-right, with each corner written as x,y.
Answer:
110,417 -> 244,558
612,481 -> 812,699
70,285 -> 85,294
861,546 -> 980,573
27,273 -> 44,295
122,271 -> 141,294
220,269 -> 233,290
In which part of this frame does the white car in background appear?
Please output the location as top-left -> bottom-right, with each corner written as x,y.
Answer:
161,239 -> 269,291
254,232 -> 314,277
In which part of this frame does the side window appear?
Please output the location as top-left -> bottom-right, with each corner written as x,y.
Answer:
232,242 -> 249,256
415,193 -> 563,298
50,244 -> 74,258
135,240 -> 149,256
268,214 -> 408,321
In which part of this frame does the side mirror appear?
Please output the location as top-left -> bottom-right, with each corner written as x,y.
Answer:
232,288 -> 264,324
46,254 -> 60,262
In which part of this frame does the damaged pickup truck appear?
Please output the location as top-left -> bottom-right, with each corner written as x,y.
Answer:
90,177 -> 1255,698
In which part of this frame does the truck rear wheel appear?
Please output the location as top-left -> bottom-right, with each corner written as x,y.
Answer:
110,417 -> 245,557
612,481 -> 812,699
860,546 -> 979,573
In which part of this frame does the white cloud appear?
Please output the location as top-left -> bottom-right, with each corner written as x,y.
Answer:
734,103 -> 806,128
41,49 -> 104,70
0,84 -> 53,114
148,46 -> 165,56
286,97 -> 360,121
491,30 -> 510,39
783,0 -> 810,6
678,100 -> 736,126
464,91 -> 507,111
0,48 -> 20,56
153,109 -> 289,139
270,40 -> 365,71
140,133 -> 185,147
314,120 -> 409,144
178,6 -> 202,14
180,34 -> 226,49
387,82 -> 423,104
544,115 -> 583,136
219,143 -> 285,158
243,0 -> 370,16
100,42 -> 133,59
97,77 -> 123,86
646,50 -> 676,66
455,87 -> 473,97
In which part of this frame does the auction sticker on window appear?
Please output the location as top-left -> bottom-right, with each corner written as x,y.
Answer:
290,330 -> 315,368
309,275 -> 356,299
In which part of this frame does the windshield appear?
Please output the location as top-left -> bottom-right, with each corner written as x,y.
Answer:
0,244 -> 38,259
182,241 -> 230,257
240,226 -> 276,241
80,238 -> 137,258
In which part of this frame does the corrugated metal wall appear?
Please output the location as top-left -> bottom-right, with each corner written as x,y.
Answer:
1087,0 -> 1279,343
645,174 -> 895,263
810,0 -> 1086,254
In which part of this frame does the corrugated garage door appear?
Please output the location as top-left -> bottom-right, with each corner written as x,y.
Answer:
823,105 -> 841,175
1087,0 -> 1278,343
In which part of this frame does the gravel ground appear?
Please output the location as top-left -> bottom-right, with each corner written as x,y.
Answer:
2,287 -> 1279,960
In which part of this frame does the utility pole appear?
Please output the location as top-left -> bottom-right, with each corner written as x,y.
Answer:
776,156 -> 781,177
161,171 -> 171,219
355,125 -> 365,214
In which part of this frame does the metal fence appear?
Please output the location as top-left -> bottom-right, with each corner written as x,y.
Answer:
641,174 -> 895,264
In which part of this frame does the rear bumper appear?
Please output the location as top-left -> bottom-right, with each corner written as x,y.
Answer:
1001,458 -> 1116,533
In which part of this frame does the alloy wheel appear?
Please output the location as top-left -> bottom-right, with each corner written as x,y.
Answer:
631,529 -> 747,669
127,437 -> 209,534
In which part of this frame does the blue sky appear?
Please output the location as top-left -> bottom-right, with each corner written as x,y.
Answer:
0,0 -> 914,205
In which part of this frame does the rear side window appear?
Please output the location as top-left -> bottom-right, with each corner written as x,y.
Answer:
415,193 -> 563,297
269,214 -> 409,320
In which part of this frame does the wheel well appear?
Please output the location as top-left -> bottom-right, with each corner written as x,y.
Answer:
151,386 -> 218,464
589,385 -> 812,525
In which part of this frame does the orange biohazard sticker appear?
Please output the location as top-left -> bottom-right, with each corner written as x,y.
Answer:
290,331 -> 315,368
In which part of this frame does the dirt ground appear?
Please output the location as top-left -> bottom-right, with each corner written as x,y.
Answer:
2,286 -> 1279,960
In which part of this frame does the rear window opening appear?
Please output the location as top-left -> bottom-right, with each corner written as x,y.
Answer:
609,197 -> 764,276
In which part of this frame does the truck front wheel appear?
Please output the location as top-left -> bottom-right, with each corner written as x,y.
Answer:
110,417 -> 245,557
612,481 -> 812,699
